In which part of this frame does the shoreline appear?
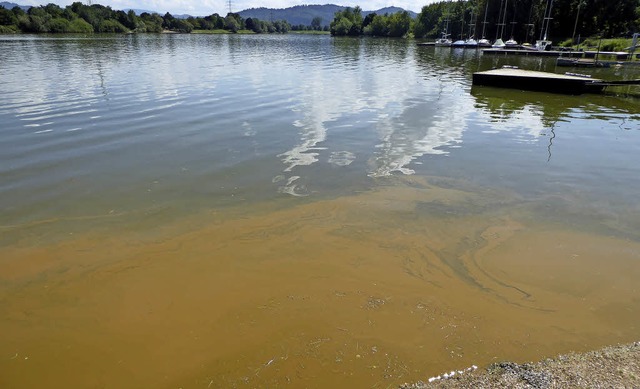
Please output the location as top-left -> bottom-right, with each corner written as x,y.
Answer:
400,341 -> 640,388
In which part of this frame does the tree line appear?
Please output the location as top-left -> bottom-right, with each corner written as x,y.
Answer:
414,0 -> 639,42
2,0 -> 638,40
330,7 -> 413,37
330,0 -> 639,41
291,16 -> 330,32
0,2 -> 291,34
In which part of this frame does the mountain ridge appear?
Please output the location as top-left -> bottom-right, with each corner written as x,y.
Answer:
238,5 -> 417,27
0,1 -> 29,11
1,2 -> 417,27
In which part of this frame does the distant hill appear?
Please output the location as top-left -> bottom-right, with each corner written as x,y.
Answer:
238,4 -> 417,27
124,8 -> 157,16
370,7 -> 417,18
124,8 -> 192,19
0,1 -> 30,11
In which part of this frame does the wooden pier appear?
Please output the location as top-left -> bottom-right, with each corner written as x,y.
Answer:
482,48 -> 636,60
472,68 -> 606,94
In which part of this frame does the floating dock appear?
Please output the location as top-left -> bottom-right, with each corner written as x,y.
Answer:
472,68 -> 605,94
472,67 -> 640,94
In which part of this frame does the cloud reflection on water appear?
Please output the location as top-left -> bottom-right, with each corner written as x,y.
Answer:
276,39 -> 474,194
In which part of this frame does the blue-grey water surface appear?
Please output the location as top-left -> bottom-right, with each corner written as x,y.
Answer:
1,35 -> 639,233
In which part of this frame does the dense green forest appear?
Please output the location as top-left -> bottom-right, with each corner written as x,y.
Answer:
331,0 -> 639,41
330,7 -> 413,37
415,0 -> 639,41
0,2 -> 291,34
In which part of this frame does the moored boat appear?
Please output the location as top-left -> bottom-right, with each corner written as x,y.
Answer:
435,35 -> 452,47
535,40 -> 552,51
435,18 -> 452,46
465,38 -> 479,47
478,38 -> 491,47
505,38 -> 519,48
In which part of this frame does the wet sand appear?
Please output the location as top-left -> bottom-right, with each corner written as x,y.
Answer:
1,176 -> 640,388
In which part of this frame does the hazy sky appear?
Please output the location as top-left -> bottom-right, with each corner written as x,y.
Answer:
15,1 -> 434,16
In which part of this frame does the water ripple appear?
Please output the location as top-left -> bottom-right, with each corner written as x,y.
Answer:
1,34 -> 639,226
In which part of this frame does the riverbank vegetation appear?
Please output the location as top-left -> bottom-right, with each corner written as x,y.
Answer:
413,0 -> 639,43
329,7 -> 413,37
558,37 -> 635,52
0,2 -> 290,34
329,0 -> 639,44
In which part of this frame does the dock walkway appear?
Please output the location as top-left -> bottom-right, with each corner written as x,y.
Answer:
482,48 -> 636,60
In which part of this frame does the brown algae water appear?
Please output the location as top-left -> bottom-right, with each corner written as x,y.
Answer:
2,176 -> 640,388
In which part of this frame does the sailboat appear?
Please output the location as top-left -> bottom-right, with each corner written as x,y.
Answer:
435,0 -> 452,47
453,13 -> 476,47
465,36 -> 479,47
435,34 -> 453,46
492,0 -> 508,48
478,0 -> 491,47
435,16 -> 452,46
535,0 -> 554,51
505,2 -> 519,47
464,9 -> 479,47
452,13 -> 480,48
452,17 -> 466,47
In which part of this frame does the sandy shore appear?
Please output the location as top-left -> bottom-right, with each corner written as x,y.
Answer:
400,341 -> 640,388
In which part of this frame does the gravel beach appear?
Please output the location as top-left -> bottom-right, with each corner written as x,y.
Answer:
400,341 -> 640,389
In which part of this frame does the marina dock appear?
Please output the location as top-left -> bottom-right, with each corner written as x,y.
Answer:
481,48 -> 580,57
482,48 -> 636,60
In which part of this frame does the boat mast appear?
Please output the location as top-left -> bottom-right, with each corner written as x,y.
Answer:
540,0 -> 554,41
525,1 -> 535,43
495,0 -> 506,41
502,0 -> 509,39
481,0 -> 489,39
571,0 -> 584,44
443,17 -> 450,39
441,0 -> 451,40
509,1 -> 517,40
469,8 -> 476,39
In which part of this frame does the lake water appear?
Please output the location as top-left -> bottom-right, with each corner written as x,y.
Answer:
1,33 -> 640,388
